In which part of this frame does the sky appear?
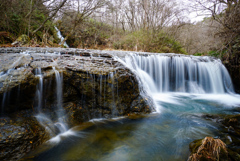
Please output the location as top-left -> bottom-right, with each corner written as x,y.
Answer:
177,0 -> 207,23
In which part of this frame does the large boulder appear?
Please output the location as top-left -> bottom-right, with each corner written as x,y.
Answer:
62,55 -> 151,125
0,112 -> 49,161
0,47 -> 154,160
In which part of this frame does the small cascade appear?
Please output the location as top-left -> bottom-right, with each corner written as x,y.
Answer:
1,70 -> 14,116
53,67 -> 68,133
109,71 -> 117,117
54,27 -> 69,48
35,68 -> 43,112
122,54 -> 234,94
35,67 -> 68,137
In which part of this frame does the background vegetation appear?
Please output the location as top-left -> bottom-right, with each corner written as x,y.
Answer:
0,0 -> 239,63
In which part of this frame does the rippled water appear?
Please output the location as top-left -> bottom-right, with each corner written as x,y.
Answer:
22,93 -> 240,161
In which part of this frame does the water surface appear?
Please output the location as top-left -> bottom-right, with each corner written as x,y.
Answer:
22,93 -> 240,161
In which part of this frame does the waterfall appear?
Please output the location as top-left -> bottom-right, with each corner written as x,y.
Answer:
116,53 -> 239,112
53,67 -> 68,133
35,67 -> 68,138
121,54 -> 234,94
54,26 -> 69,48
35,68 -> 43,113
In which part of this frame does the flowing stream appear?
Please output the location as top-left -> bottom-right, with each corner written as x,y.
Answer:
22,53 -> 240,161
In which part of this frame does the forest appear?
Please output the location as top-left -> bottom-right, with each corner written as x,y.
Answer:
0,0 -> 239,60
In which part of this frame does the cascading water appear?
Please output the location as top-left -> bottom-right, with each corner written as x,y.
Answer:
35,68 -> 43,112
35,67 -> 68,139
54,26 -> 69,48
122,54 -> 234,94
53,67 -> 68,133
118,53 -> 240,112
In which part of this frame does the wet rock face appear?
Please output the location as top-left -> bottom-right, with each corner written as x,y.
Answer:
0,112 -> 49,161
0,53 -> 39,113
0,47 -> 152,120
224,63 -> 240,93
0,47 -> 153,160
63,59 -> 151,124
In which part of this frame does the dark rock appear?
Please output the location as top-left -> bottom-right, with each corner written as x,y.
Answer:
224,63 -> 240,93
0,47 -> 154,160
0,113 -> 49,161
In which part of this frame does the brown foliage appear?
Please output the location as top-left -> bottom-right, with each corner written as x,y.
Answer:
188,137 -> 228,161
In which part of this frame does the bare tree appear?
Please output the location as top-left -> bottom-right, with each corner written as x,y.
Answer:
189,0 -> 240,62
32,0 -> 67,35
59,0 -> 108,45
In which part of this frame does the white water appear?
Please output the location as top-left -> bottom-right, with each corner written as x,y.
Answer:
119,53 -> 240,111
35,67 -> 69,138
35,68 -> 43,112
53,67 -> 68,133
54,26 -> 69,48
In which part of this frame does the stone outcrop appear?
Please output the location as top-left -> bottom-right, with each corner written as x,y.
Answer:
0,47 -> 153,160
0,47 -> 153,118
0,111 -> 49,161
224,63 -> 240,93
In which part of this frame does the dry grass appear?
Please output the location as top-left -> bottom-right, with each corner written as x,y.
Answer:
188,137 -> 228,161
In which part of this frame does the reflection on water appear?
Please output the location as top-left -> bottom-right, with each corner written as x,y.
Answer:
21,93 -> 240,161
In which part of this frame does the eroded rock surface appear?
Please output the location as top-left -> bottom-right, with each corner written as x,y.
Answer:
0,47 -> 153,118
0,111 -> 49,161
0,47 -> 153,160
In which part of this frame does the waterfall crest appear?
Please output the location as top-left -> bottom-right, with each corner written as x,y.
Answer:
122,54 -> 234,94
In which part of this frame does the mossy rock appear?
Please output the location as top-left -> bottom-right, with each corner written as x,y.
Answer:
12,34 -> 30,46
0,114 -> 50,161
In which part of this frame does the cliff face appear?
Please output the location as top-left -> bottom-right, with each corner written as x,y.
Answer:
0,47 -> 153,160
